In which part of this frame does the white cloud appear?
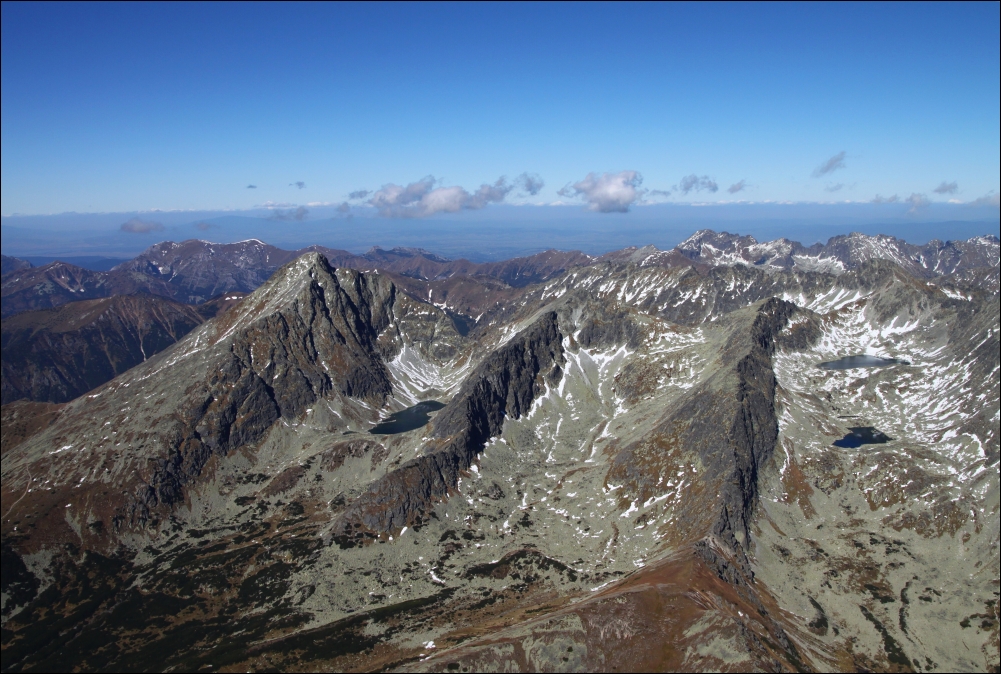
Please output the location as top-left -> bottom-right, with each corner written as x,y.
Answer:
368,176 -> 513,217
558,171 -> 644,212
933,181 -> 958,194
727,180 -> 747,194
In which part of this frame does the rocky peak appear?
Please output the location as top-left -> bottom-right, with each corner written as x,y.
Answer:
677,229 -> 759,256
113,238 -> 300,303
1,253 -> 441,531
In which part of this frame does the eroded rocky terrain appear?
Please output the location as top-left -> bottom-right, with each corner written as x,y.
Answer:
1,232 -> 997,672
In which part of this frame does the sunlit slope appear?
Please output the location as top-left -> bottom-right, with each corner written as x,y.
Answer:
757,273 -> 999,672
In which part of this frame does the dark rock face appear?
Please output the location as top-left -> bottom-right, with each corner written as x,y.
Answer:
1,251 -> 462,541
0,543 -> 40,615
131,255 -> 399,522
607,299 -> 799,578
712,299 -> 797,565
331,311 -> 565,544
1,295 -> 206,404
1,255 -> 32,278
575,305 -> 645,350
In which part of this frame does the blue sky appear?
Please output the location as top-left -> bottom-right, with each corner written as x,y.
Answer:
1,2 -> 998,254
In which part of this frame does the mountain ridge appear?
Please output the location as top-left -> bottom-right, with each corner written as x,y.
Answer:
4,230 -> 997,319
1,232 -> 997,672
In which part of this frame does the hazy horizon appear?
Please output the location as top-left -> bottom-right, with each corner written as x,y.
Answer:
3,201 -> 998,262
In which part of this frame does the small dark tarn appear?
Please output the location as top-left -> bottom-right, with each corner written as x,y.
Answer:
834,427 -> 893,448
817,355 -> 909,370
369,401 -> 446,435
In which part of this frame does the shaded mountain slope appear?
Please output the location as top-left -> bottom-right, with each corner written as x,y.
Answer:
112,238 -> 303,303
0,256 -> 31,278
1,295 -> 206,405
1,293 -> 247,406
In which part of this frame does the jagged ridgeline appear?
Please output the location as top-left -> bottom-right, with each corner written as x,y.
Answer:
1,238 -> 998,672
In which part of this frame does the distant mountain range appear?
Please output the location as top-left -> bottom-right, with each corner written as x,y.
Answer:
1,229 -> 998,671
4,231 -> 998,318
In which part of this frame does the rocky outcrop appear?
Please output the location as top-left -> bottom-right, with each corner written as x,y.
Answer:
575,305 -> 645,350
0,253 -> 430,529
707,298 -> 797,569
331,311 -> 565,545
130,255 -> 399,522
607,299 -> 798,578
